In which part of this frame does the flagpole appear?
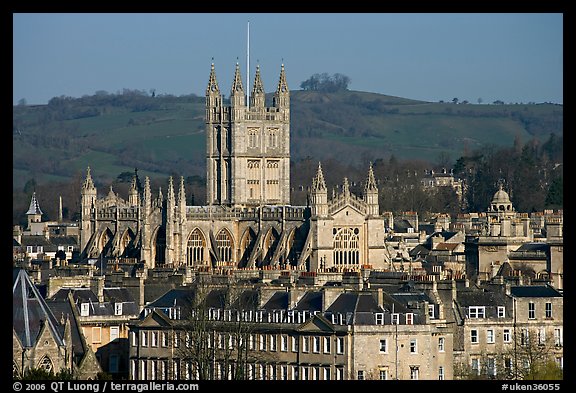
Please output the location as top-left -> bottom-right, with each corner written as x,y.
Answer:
247,21 -> 250,109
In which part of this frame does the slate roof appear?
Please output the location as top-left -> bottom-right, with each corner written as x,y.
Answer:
510,285 -> 562,298
263,292 -> 289,310
146,287 -> 193,308
46,297 -> 86,358
456,287 -> 508,306
13,268 -> 64,348
50,288 -> 139,316
294,291 -> 323,311
514,243 -> 548,252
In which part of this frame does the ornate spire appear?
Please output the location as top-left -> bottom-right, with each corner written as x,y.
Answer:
178,176 -> 186,204
26,192 -> 43,215
276,63 -> 289,94
167,176 -> 175,200
312,162 -> 327,191
83,166 -> 95,190
252,64 -> 265,95
206,62 -> 220,95
144,176 -> 151,198
231,62 -> 244,94
364,162 -> 378,192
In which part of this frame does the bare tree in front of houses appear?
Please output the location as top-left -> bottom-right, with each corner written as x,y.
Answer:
176,279 -> 278,380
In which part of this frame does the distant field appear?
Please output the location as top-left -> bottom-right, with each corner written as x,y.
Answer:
12,89 -> 562,189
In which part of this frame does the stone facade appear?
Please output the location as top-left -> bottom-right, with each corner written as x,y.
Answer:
78,63 -> 392,274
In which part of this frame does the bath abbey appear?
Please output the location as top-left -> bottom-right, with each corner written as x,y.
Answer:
79,63 -> 385,272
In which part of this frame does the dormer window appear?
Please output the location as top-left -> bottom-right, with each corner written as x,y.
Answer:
468,306 -> 485,319
406,313 -> 414,325
114,303 -> 123,316
391,313 -> 399,325
80,303 -> 89,317
375,313 -> 384,325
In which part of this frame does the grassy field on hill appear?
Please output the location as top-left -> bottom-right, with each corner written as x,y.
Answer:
12,89 -> 562,192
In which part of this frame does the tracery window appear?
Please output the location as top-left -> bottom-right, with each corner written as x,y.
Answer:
216,229 -> 233,264
333,227 -> 360,266
187,229 -> 205,266
38,356 -> 54,373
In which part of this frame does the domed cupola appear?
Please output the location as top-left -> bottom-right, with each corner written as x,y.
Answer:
488,184 -> 514,213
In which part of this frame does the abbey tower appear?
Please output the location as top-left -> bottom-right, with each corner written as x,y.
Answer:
205,63 -> 290,207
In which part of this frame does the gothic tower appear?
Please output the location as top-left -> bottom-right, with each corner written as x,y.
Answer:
206,62 -> 290,207
80,167 -> 97,252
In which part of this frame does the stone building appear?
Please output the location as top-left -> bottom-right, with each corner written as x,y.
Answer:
449,278 -> 563,379
464,186 -> 563,289
128,280 -> 453,380
12,268 -> 101,379
77,63 -> 393,273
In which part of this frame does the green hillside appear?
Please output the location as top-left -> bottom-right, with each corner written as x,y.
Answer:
12,90 -> 563,191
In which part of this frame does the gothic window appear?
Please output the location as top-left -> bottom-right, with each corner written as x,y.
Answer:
248,129 -> 259,148
268,128 -> 279,148
216,229 -> 233,264
247,160 -> 261,200
187,229 -> 206,266
38,356 -> 54,373
266,160 -> 280,200
333,227 -> 360,266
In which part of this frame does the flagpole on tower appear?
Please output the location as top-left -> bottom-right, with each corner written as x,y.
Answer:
247,21 -> 250,109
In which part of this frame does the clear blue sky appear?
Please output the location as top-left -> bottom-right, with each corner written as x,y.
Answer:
13,13 -> 563,105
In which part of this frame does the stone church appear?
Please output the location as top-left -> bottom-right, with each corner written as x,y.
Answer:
79,63 -> 386,272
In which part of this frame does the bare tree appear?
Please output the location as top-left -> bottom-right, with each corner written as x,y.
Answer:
176,279 -> 278,380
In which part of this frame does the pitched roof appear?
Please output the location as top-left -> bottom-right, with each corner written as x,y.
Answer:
294,291 -> 323,311
13,268 -> 64,348
262,292 -> 289,310
510,285 -> 562,298
26,192 -> 43,215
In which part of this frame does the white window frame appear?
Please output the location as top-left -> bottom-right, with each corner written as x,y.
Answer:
503,329 -> 511,343
410,366 -> 419,380
323,336 -> 331,354
471,329 -> 479,344
131,331 -> 137,347
110,326 -> 119,342
379,368 -> 388,380
313,336 -> 320,353
114,302 -> 123,316
380,338 -> 388,353
375,313 -> 384,325
336,337 -> 344,354
302,336 -> 309,353
545,302 -> 552,319
291,336 -> 297,352
487,329 -> 495,344
141,331 -> 148,347
428,304 -> 435,319
554,328 -> 563,346
438,337 -> 445,352
80,303 -> 90,317
438,366 -> 445,380
528,302 -> 535,319
406,313 -> 414,325
410,338 -> 417,354
391,313 -> 399,325
281,335 -> 288,352
357,370 -> 365,380
498,306 -> 506,318
151,331 -> 158,347
468,306 -> 485,319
